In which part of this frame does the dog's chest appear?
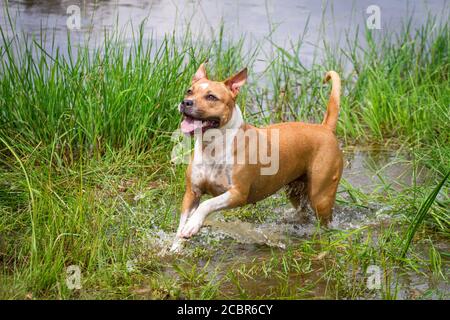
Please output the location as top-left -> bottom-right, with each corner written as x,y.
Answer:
191,163 -> 233,196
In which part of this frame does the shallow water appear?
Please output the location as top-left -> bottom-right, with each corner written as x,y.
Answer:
142,148 -> 447,299
154,147 -> 431,250
343,147 -> 432,193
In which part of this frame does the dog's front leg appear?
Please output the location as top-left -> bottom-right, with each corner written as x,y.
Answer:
170,188 -> 200,252
180,188 -> 247,238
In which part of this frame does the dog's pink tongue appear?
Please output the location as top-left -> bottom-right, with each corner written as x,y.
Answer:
181,118 -> 203,134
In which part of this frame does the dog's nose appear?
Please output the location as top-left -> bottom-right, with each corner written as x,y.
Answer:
182,99 -> 194,107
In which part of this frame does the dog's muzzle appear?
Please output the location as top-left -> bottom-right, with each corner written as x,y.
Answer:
179,100 -> 220,135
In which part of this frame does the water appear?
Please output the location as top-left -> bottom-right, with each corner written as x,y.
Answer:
160,147 -> 430,251
1,0 -> 447,300
141,149 -> 447,299
343,147 -> 432,192
1,0 -> 448,72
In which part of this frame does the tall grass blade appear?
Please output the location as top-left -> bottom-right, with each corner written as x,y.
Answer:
401,171 -> 449,258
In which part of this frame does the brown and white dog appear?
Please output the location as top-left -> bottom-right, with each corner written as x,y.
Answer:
171,63 -> 343,252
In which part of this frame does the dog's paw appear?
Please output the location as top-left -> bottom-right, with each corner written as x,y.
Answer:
169,237 -> 185,253
180,217 -> 203,238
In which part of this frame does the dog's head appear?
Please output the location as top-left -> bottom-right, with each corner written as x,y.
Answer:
179,63 -> 247,135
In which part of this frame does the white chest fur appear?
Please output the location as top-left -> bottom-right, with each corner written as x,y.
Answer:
190,105 -> 244,193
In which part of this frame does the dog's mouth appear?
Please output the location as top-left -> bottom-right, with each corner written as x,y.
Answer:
180,113 -> 220,135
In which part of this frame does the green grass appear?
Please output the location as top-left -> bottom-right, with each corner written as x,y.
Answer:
0,10 -> 449,299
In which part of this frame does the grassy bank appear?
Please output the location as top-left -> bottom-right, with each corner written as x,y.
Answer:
0,14 -> 449,299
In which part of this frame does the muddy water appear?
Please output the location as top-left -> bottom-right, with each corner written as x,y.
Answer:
143,148 -> 447,299
343,147 -> 432,192
179,147 -> 430,249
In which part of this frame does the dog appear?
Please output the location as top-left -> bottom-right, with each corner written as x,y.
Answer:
171,63 -> 343,252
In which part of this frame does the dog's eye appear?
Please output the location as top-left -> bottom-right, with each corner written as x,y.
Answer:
186,89 -> 193,95
205,94 -> 218,101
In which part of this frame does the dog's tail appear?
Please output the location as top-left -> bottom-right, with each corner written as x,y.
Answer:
321,71 -> 341,132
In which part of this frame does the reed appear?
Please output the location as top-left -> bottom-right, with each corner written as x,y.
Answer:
0,12 -> 448,299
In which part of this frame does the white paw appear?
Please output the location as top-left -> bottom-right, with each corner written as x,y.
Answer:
180,217 -> 203,238
170,237 -> 185,253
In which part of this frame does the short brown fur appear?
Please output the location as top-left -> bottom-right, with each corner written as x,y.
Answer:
174,64 -> 343,241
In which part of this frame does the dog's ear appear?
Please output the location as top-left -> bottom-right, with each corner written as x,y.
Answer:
192,63 -> 208,83
224,68 -> 247,97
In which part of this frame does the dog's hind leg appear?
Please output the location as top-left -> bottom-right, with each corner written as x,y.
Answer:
286,177 -> 311,224
307,158 -> 342,226
308,190 -> 336,226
